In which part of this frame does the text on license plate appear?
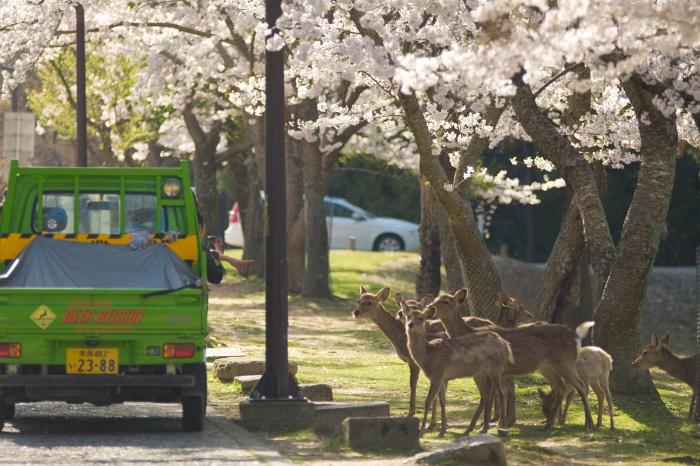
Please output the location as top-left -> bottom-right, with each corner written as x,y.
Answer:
66,348 -> 119,374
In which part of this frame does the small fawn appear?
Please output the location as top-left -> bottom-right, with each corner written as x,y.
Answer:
538,345 -> 614,430
401,302 -> 513,437
352,286 -> 443,425
632,333 -> 697,419
428,288 -> 596,431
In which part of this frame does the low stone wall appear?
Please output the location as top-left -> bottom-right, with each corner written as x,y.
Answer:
493,256 -> 697,354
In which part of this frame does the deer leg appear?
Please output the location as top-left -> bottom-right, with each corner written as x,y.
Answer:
492,374 -> 509,436
560,387 -> 575,425
505,377 -> 516,427
591,382 -> 605,428
688,391 -> 696,421
602,378 -> 615,431
468,375 -> 491,435
561,368 -> 595,431
490,384 -> 500,423
438,383 -> 447,438
408,363 -> 419,418
421,381 -> 441,436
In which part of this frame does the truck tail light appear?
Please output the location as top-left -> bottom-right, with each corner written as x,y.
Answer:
163,343 -> 195,359
0,343 -> 21,358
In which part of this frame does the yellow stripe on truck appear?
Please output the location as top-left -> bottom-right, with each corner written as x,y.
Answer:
0,234 -> 199,262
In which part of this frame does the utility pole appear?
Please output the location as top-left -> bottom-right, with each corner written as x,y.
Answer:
75,3 -> 88,167
250,0 -> 302,401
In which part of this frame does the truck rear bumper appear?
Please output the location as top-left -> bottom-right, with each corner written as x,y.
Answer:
0,374 -> 194,387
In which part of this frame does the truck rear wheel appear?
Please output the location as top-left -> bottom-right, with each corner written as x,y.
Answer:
182,395 -> 206,432
181,363 -> 207,432
4,403 -> 15,420
0,397 -> 7,432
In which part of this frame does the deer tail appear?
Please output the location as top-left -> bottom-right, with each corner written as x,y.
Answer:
575,321 -> 595,352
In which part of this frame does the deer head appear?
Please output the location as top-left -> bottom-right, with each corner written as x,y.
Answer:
353,286 -> 391,319
495,293 -> 536,327
404,306 -> 436,336
632,333 -> 670,369
427,289 -> 467,322
537,388 -> 559,420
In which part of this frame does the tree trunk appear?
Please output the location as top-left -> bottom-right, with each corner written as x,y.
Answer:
399,92 -> 502,319
438,204 -> 465,294
287,135 -> 305,294
183,106 -> 221,237
534,195 -> 585,321
593,76 -> 678,396
244,118 -> 266,276
299,99 -> 331,298
416,180 -> 441,298
511,74 -> 615,289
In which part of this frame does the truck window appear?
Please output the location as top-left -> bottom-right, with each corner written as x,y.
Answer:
125,194 -> 159,234
37,193 -> 75,233
79,193 -> 120,234
34,192 -> 181,235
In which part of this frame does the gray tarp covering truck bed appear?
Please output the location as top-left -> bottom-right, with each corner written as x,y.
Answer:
0,236 -> 199,289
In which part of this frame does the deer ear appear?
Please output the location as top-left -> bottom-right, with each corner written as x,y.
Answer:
455,288 -> 468,303
651,333 -> 658,346
360,286 -> 368,295
659,334 -> 670,346
537,388 -> 546,399
395,293 -> 404,306
425,307 -> 437,319
376,287 -> 390,302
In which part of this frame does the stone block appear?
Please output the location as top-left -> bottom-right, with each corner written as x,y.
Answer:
213,358 -> 298,382
411,434 -> 506,465
205,347 -> 245,361
312,402 -> 390,436
300,384 -> 333,402
341,416 -> 419,452
239,399 -> 314,431
234,375 -> 261,393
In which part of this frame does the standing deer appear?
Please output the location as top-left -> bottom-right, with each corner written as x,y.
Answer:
401,303 -> 513,437
352,286 -> 443,426
538,345 -> 615,430
428,288 -> 597,431
632,333 -> 697,419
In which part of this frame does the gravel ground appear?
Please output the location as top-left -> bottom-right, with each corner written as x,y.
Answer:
0,402 -> 290,465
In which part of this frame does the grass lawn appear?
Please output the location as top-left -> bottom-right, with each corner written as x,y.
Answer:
207,250 -> 699,465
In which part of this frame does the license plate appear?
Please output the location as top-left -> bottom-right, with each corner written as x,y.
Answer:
66,348 -> 119,375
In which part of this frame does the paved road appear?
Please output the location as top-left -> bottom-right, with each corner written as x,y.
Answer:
0,402 -> 289,465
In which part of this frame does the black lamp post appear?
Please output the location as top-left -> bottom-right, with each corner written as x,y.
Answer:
250,0 -> 302,401
74,3 -> 88,167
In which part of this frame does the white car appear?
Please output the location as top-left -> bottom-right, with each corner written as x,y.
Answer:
224,196 -> 419,251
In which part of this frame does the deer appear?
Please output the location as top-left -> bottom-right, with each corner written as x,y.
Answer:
401,302 -> 513,437
352,286 -> 444,428
632,333 -> 697,419
538,345 -> 614,430
495,293 -> 537,328
428,288 -> 597,431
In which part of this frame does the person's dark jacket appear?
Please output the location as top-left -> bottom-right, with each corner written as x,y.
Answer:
205,249 -> 224,284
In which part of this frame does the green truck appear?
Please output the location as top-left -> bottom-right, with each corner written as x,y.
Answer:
0,161 -> 209,431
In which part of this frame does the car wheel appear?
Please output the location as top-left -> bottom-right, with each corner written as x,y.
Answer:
374,234 -> 404,252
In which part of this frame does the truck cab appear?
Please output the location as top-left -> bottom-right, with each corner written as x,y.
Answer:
0,161 -> 208,431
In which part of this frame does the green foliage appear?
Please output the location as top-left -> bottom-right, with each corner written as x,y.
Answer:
27,47 -> 162,162
329,153 -> 420,223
